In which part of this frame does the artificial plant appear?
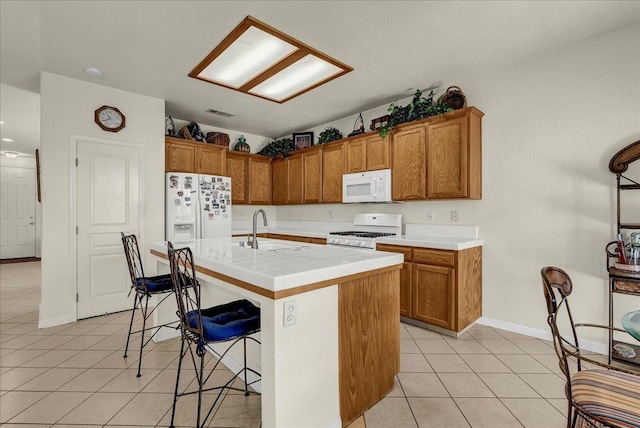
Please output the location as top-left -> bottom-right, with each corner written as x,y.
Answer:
379,90 -> 452,138
317,126 -> 343,145
257,137 -> 296,159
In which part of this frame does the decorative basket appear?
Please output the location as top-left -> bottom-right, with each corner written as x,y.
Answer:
438,86 -> 467,110
206,132 -> 230,148
177,125 -> 192,140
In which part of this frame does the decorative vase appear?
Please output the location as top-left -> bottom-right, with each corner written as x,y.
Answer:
234,135 -> 250,152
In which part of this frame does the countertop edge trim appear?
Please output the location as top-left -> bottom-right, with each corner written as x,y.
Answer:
150,249 -> 402,300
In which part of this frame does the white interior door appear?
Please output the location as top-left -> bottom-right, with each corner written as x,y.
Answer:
76,139 -> 140,319
0,166 -> 36,259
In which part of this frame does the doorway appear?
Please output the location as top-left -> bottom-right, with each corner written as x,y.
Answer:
0,166 -> 36,259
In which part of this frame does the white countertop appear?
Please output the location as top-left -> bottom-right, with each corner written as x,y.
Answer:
233,228 -> 483,251
151,237 -> 403,292
377,235 -> 483,251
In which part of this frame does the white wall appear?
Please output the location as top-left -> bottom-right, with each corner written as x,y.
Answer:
39,72 -> 165,327
275,24 -> 640,343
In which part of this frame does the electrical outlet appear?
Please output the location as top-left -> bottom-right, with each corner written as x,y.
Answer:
288,210 -> 293,218
283,300 -> 297,327
427,211 -> 435,223
451,210 -> 459,222
239,211 -> 244,217
329,210 -> 334,220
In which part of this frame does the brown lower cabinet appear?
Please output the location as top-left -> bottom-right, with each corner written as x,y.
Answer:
377,243 -> 482,332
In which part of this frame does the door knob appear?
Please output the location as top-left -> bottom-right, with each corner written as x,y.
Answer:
29,222 -> 35,225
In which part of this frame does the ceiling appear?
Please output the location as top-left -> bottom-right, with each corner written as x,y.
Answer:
1,1 -> 639,157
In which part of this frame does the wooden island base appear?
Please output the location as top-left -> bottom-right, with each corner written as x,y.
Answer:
339,269 -> 400,426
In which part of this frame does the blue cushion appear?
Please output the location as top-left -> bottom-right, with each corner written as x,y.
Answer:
135,274 -> 173,292
187,299 -> 260,342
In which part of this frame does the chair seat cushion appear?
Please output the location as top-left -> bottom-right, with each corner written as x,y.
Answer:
572,369 -> 640,428
187,299 -> 260,342
135,274 -> 173,293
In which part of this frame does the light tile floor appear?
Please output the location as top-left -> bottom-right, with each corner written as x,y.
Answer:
1,261 -> 637,427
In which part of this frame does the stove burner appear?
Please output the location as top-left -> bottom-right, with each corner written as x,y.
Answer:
329,231 -> 396,238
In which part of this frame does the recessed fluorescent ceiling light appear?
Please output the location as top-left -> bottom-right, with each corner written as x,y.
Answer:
190,16 -> 352,103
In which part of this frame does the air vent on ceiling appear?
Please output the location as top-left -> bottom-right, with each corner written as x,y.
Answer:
205,109 -> 235,118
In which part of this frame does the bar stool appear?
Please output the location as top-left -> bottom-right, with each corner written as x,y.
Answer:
121,232 -> 177,377
167,241 -> 261,428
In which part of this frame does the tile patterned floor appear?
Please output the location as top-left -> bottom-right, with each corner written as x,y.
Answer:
1,261 -> 636,427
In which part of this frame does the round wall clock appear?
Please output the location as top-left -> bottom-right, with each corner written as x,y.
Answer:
95,105 -> 126,132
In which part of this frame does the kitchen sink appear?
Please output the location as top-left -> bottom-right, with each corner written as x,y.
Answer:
237,240 -> 310,252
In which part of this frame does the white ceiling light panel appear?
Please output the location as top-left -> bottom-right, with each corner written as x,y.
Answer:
190,16 -> 352,103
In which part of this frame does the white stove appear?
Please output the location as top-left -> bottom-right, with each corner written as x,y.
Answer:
326,213 -> 402,250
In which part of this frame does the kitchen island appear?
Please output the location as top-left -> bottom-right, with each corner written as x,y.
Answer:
149,237 -> 403,428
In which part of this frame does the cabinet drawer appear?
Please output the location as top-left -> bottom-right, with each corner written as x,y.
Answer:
376,244 -> 412,262
413,248 -> 454,267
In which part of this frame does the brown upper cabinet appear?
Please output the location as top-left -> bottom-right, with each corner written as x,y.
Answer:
165,107 -> 482,205
166,136 -> 226,175
391,107 -> 483,201
392,123 -> 427,200
345,133 -> 390,173
196,144 -> 226,176
248,156 -> 272,205
286,154 -> 304,204
274,146 -> 324,205
322,141 -> 345,203
272,158 -> 287,205
426,107 -> 482,199
166,137 -> 196,172
225,151 -> 272,205
303,146 -> 323,203
225,152 -> 249,205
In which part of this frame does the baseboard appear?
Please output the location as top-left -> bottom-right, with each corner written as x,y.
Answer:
326,417 -> 342,428
476,317 -> 609,355
0,257 -> 41,264
38,313 -> 76,329
153,327 -> 181,342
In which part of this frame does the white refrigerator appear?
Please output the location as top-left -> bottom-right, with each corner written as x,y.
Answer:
165,173 -> 232,241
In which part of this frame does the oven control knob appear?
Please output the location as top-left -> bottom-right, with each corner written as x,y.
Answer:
360,241 -> 368,247
328,238 -> 335,244
344,240 -> 351,245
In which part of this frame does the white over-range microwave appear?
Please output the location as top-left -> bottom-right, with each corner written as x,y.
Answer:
342,169 -> 392,203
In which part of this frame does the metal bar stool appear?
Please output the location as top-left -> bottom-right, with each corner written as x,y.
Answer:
541,266 -> 640,428
167,241 -> 261,428
121,232 -> 178,377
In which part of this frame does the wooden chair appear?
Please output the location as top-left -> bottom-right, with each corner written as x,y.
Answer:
541,266 -> 640,428
121,232 -> 177,377
167,241 -> 261,428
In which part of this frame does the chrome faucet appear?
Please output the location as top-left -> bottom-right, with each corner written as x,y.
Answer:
250,209 -> 268,249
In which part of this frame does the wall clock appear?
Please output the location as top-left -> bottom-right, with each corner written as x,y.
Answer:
95,105 -> 126,132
